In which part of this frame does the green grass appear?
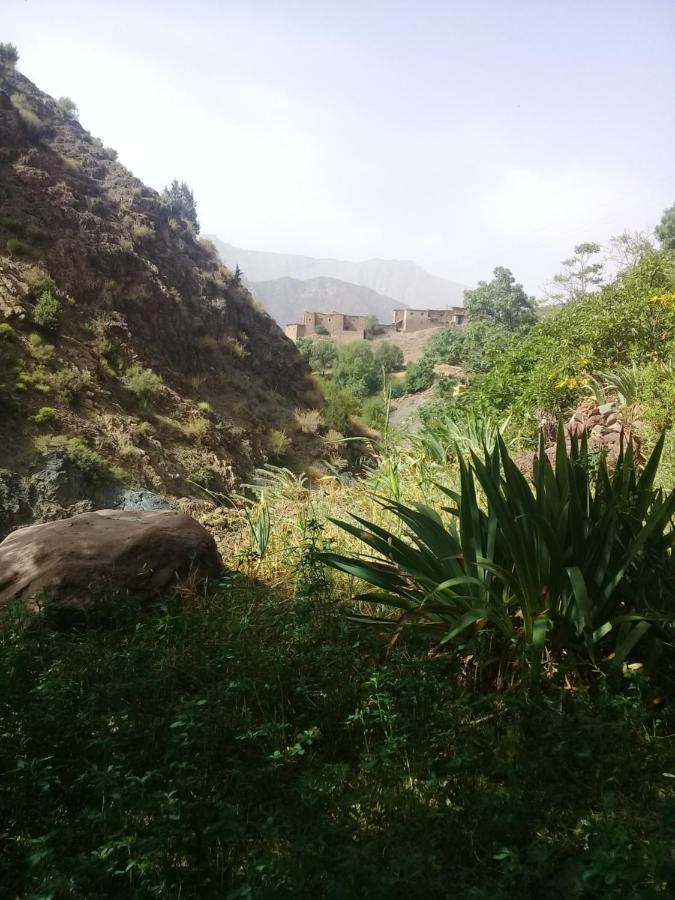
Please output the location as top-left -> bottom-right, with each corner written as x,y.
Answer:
1,581 -> 674,899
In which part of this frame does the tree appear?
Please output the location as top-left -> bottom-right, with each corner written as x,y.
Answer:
333,342 -> 382,398
606,230 -> 655,272
57,96 -> 79,120
162,179 -> 199,232
232,264 -> 243,286
549,242 -> 604,304
373,341 -> 404,372
655,203 -> 675,251
464,267 -> 536,330
297,338 -> 336,375
0,43 -> 18,68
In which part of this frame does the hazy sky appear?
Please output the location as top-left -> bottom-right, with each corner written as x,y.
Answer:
5,0 -> 675,293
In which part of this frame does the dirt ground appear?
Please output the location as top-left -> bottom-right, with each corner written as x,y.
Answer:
370,326 -> 446,363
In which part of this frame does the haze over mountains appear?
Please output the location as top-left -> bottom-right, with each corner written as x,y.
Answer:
207,238 -> 467,326
247,276 -> 403,327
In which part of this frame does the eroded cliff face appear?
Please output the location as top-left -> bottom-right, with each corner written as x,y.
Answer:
0,63 -> 315,530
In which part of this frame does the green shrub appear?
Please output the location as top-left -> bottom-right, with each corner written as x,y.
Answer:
28,271 -> 57,298
63,437 -> 109,478
403,358 -> 434,393
33,291 -> 63,334
124,366 -> 164,406
57,96 -> 79,120
30,406 -> 58,425
266,428 -> 290,460
373,341 -> 404,372
6,237 -> 29,257
48,366 -> 91,403
318,429 -> 675,677
10,93 -> 42,135
0,323 -> 15,340
197,401 -> 211,413
458,253 -> 675,428
318,378 -> 361,433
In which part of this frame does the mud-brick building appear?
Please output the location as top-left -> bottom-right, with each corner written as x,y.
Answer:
393,307 -> 465,332
285,310 -> 369,342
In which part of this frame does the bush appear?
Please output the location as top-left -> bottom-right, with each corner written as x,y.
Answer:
373,341 -> 404,372
403,358 -> 434,393
33,291 -> 63,334
10,93 -> 42,135
197,401 -> 211,413
266,428 -> 290,460
459,252 -> 675,428
57,96 -> 79,120
360,394 -> 388,430
48,366 -> 91,403
124,366 -> 164,407
6,237 -> 29,258
183,415 -> 210,441
319,379 -> 361,433
0,323 -> 15,340
0,42 -> 18,67
63,437 -> 109,478
295,408 -> 322,434
28,271 -> 57,299
30,406 -> 57,425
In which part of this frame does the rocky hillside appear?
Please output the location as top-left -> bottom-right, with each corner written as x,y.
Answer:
208,238 -> 467,308
248,275 -> 403,326
0,62 -> 315,533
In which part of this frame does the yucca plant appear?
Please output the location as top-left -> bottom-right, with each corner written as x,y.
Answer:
317,427 -> 675,675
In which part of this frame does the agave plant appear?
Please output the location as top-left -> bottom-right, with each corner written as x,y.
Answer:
317,428 -> 675,674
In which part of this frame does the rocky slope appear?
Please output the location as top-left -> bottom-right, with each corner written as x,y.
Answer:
208,238 -> 467,309
0,62 -> 316,533
248,275 -> 403,326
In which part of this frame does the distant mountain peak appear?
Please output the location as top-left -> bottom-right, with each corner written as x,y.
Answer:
206,239 -> 466,325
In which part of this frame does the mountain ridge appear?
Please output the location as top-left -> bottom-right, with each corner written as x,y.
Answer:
207,238 -> 467,310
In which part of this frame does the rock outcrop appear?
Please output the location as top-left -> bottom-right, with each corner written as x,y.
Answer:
0,509 -> 223,610
518,398 -> 642,474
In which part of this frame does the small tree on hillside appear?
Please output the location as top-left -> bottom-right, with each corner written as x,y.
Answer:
464,266 -> 536,330
57,96 -> 79,120
655,202 -> 675,251
373,341 -> 404,372
0,43 -> 18,68
162,179 -> 200,233
606,230 -> 655,272
548,242 -> 604,304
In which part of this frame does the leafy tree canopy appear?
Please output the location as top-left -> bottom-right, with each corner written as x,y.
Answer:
162,179 -> 199,232
57,96 -> 79,120
464,267 -> 537,330
549,242 -> 604,304
333,342 -> 382,398
373,341 -> 404,372
0,43 -> 18,67
656,202 -> 675,251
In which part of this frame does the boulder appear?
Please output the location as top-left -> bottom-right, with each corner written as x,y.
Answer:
0,509 -> 223,610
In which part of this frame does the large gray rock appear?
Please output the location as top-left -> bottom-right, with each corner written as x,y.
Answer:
0,509 -> 223,610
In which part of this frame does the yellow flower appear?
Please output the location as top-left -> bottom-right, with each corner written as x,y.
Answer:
650,291 -> 675,306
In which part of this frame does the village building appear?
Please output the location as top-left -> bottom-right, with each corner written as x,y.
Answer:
285,306 -> 465,342
392,307 -> 465,332
284,310 -> 370,342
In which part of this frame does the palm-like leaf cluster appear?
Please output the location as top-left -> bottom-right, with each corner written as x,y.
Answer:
317,428 -> 675,674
